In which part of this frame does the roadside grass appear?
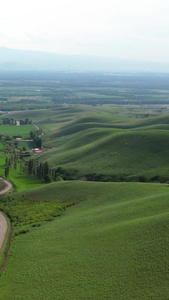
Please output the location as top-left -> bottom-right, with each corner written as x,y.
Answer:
9,166 -> 44,192
0,152 -> 43,192
0,181 -> 168,299
0,214 -> 11,277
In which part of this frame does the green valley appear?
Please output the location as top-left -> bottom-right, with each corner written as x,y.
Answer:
0,71 -> 169,300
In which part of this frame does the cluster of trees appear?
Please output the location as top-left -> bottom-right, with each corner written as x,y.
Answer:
27,159 -> 50,182
84,173 -> 162,183
136,114 -> 149,118
20,118 -> 32,125
2,118 -> 16,125
1,117 -> 32,125
26,160 -> 77,183
51,167 -> 77,181
30,131 -> 42,148
4,151 -> 21,178
0,134 -> 12,142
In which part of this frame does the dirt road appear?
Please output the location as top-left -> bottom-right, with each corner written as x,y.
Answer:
0,178 -> 13,252
0,214 -> 8,251
0,178 -> 13,195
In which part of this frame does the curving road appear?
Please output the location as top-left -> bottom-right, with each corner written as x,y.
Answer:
0,214 -> 8,251
0,178 -> 13,252
0,178 -> 13,196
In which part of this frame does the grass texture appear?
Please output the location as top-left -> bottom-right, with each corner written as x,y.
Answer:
0,181 -> 168,299
0,125 -> 34,139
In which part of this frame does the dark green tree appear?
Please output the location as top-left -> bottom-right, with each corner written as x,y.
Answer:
4,167 -> 9,179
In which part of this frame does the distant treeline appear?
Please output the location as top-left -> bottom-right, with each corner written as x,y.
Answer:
1,118 -> 32,125
1,118 -> 16,125
83,173 -> 163,183
20,118 -> 32,125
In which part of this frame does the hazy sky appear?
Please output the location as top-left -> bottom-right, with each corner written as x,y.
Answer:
1,0 -> 169,62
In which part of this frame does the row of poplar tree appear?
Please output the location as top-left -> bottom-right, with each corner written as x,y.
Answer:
5,153 -> 76,182
5,154 -> 51,182
27,159 -> 51,182
4,152 -> 22,179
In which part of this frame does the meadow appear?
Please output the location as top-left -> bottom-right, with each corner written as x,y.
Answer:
0,125 -> 34,139
0,72 -> 169,299
0,181 -> 168,299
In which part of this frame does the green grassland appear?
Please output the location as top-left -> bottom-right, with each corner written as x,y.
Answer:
0,150 -> 43,191
37,128 -> 169,180
9,168 -> 45,192
0,181 -> 168,299
0,125 -> 34,139
0,73 -> 169,299
5,106 -> 169,181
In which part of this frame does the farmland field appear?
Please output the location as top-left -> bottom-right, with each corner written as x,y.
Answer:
1,71 -> 169,110
0,125 -> 34,139
0,71 -> 169,299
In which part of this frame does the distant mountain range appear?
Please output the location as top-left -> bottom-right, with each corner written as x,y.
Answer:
0,47 -> 169,72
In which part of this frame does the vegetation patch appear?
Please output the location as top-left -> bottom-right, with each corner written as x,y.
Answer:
0,214 -> 12,277
0,182 -> 77,227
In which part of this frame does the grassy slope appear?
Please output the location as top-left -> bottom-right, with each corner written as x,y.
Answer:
0,107 -> 169,299
0,181 -> 168,299
2,107 -> 169,181
9,106 -> 166,180
37,128 -> 169,180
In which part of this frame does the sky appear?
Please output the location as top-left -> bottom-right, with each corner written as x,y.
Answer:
0,0 -> 169,62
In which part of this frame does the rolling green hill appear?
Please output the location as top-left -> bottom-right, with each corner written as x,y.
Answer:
5,106 -> 169,181
0,106 -> 169,299
0,181 -> 168,299
37,128 -> 169,181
